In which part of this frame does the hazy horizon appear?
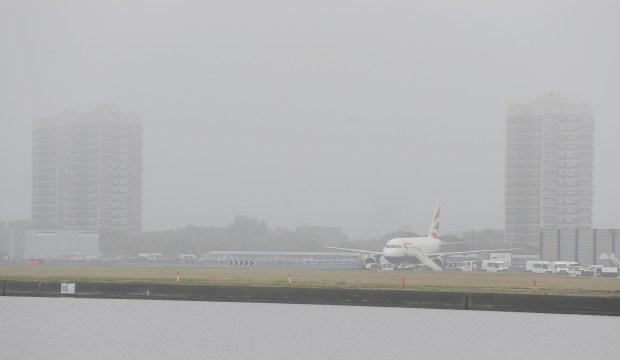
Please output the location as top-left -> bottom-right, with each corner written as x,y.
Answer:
1,1 -> 619,239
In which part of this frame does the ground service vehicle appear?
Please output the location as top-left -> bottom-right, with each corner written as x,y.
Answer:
567,262 -> 581,276
481,260 -> 509,272
582,265 -> 619,277
526,260 -> 552,274
551,261 -> 570,275
138,253 -> 162,261
179,254 -> 197,261
69,252 -> 85,262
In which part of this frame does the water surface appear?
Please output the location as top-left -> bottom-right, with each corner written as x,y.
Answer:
1,297 -> 618,359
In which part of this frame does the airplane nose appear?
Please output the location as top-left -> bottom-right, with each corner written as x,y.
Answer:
383,248 -> 396,256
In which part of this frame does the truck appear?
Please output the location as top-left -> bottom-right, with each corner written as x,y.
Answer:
582,265 -> 618,278
481,260 -> 509,272
488,253 -> 512,268
601,267 -> 619,277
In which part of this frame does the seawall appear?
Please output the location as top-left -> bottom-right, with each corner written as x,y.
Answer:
2,280 -> 619,316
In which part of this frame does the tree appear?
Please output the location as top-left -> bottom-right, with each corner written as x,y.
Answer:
225,215 -> 270,249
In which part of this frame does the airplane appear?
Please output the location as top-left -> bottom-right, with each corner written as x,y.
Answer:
323,200 -> 519,271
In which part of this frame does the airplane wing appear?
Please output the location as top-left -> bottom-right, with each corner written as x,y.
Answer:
441,241 -> 478,245
427,248 -> 521,257
322,244 -> 382,255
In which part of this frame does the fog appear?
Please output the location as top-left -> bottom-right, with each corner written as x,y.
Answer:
1,1 -> 619,238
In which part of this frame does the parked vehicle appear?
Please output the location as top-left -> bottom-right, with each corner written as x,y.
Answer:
365,263 -> 380,270
481,260 -> 509,272
525,260 -> 552,274
446,260 -> 478,272
567,262 -> 581,277
601,267 -> 619,277
138,252 -> 162,261
551,261 -> 570,276
69,252 -> 85,262
380,263 -> 396,271
488,253 -> 512,268
582,265 -> 618,277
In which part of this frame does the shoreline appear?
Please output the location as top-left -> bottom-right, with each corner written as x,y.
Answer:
3,279 -> 619,316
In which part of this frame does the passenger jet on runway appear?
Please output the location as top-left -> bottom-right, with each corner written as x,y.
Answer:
323,200 -> 519,271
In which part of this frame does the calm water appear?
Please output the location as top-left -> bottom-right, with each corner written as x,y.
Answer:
1,296 -> 618,360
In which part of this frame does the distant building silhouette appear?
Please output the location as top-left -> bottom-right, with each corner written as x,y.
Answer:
505,93 -> 594,250
32,105 -> 143,233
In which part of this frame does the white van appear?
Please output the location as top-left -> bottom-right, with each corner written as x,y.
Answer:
525,260 -> 552,274
138,253 -> 162,261
179,254 -> 197,261
551,261 -> 570,276
481,260 -> 509,272
69,252 -> 85,262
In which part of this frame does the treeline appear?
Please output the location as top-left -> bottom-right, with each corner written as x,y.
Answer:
100,214 -> 508,258
0,216 -> 509,258
101,214 -> 330,257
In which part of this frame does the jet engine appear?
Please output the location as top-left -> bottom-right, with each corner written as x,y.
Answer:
362,254 -> 381,269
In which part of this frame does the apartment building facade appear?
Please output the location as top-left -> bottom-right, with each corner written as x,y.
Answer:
505,93 -> 594,250
32,105 -> 143,233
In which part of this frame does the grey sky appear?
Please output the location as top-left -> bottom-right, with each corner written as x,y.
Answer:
1,0 -> 619,238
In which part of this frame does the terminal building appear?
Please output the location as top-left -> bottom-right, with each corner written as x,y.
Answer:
539,228 -> 617,265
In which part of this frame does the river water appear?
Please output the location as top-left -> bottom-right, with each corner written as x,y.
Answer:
1,296 -> 618,359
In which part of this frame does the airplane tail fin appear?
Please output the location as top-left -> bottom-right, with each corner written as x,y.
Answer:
427,199 -> 440,239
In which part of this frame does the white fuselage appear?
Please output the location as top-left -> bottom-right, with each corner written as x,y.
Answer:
382,237 -> 441,264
